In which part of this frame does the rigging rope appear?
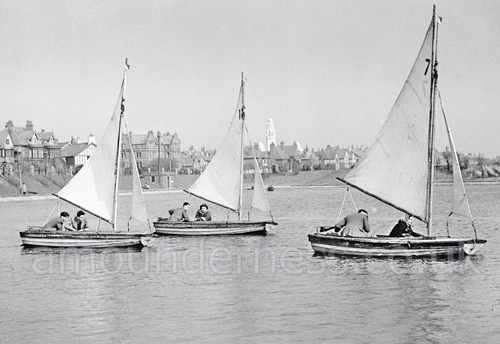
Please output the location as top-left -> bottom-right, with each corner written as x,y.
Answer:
336,188 -> 357,223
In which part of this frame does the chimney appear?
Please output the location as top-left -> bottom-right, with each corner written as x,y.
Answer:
71,136 -> 76,144
26,120 -> 33,131
76,137 -> 81,144
88,133 -> 96,145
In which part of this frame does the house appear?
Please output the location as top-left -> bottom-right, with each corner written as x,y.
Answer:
335,149 -> 350,169
0,127 -> 15,167
123,130 -> 181,172
179,158 -> 197,175
0,120 -> 61,172
316,150 -> 338,169
269,143 -> 288,173
243,143 -> 271,174
300,147 -> 319,170
282,141 -> 303,172
61,135 -> 96,167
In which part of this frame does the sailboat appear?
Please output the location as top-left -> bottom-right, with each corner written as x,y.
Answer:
20,60 -> 155,248
308,6 -> 487,257
153,73 -> 277,235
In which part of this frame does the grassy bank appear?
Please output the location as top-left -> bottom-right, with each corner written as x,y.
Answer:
2,169 -> 499,197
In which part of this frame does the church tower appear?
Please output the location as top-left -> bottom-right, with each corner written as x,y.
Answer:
266,118 -> 276,151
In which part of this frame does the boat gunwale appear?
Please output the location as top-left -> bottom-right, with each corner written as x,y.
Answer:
308,233 -> 487,246
153,220 -> 278,229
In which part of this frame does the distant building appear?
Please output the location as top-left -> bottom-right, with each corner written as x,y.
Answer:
244,143 -> 271,174
179,146 -> 213,174
0,120 -> 61,171
61,134 -> 97,167
266,118 -> 276,151
122,130 -> 181,173
269,142 -> 289,173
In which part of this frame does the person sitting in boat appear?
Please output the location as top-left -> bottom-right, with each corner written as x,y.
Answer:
325,209 -> 377,238
195,204 -> 212,221
43,211 -> 75,231
72,210 -> 90,231
167,202 -> 190,222
389,215 -> 423,238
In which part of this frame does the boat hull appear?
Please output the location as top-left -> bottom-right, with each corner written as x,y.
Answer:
308,232 -> 486,258
20,227 -> 155,248
153,220 -> 277,236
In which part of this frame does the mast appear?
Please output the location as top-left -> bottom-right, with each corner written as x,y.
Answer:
425,7 -> 438,235
112,58 -> 129,230
238,72 -> 245,221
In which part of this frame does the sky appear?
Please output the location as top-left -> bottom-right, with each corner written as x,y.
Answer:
1,0 -> 499,157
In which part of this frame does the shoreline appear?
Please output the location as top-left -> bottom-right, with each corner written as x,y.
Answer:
2,181 -> 500,202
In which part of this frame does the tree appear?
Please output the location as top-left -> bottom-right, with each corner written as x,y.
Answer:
15,162 -> 30,193
74,165 -> 83,175
476,154 -> 486,168
457,152 -> 469,170
52,157 -> 66,176
442,147 -> 453,173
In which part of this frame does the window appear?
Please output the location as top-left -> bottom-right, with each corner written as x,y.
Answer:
6,139 -> 9,145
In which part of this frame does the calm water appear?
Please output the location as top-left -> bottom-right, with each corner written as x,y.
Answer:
1,185 -> 499,343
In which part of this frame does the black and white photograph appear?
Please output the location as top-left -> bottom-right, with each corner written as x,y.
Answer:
1,1 -> 499,343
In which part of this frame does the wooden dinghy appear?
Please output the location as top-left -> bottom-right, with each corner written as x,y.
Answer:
21,227 -> 154,248
309,231 -> 486,258
154,73 -> 277,236
153,220 -> 276,236
308,7 -> 486,258
20,60 -> 154,248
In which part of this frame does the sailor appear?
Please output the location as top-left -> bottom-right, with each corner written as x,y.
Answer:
389,215 -> 423,237
73,210 -> 90,231
195,204 -> 212,221
325,209 -> 376,237
167,202 -> 190,222
43,212 -> 75,231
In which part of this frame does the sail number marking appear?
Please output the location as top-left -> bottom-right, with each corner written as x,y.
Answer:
424,59 -> 431,75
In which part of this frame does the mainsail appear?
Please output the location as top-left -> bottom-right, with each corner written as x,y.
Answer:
342,19 -> 435,222
56,77 -> 126,223
185,74 -> 272,219
186,78 -> 245,212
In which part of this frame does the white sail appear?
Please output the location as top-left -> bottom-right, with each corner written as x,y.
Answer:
56,79 -> 125,223
343,20 -> 435,221
129,134 -> 150,224
438,91 -> 473,221
186,82 -> 244,212
251,155 -> 271,212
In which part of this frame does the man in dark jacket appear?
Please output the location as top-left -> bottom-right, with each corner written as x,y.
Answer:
389,216 -> 423,237
168,202 -> 190,222
43,212 -> 75,231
